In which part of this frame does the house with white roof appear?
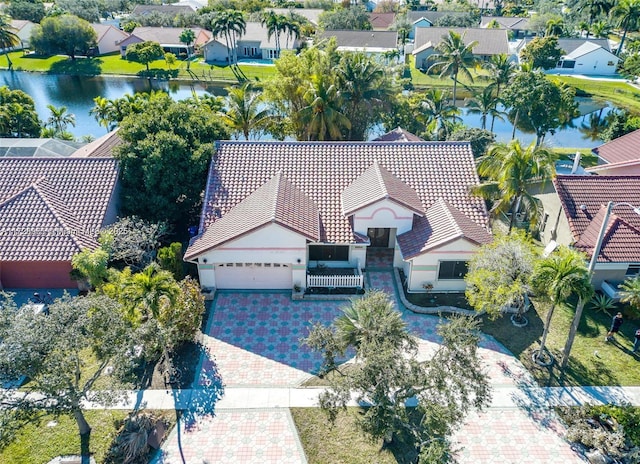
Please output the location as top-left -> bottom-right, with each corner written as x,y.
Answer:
554,41 -> 619,75
184,138 -> 492,293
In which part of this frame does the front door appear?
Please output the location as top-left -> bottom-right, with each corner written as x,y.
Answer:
367,228 -> 391,248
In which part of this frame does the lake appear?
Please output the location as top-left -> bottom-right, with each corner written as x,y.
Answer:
0,70 -> 614,147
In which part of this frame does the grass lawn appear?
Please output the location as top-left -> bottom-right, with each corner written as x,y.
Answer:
407,54 -> 489,98
480,297 -> 640,387
291,407 -> 412,464
548,75 -> 640,114
0,409 -> 176,464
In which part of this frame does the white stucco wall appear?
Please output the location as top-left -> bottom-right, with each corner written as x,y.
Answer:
351,199 -> 417,238
196,223 -> 307,289
203,40 -> 229,62
98,27 -> 128,55
406,238 -> 479,292
556,48 -> 619,76
592,263 -> 634,288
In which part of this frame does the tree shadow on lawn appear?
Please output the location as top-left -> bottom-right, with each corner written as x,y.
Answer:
48,57 -> 102,76
478,303 -> 544,358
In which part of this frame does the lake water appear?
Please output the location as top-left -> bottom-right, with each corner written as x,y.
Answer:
0,70 -> 613,147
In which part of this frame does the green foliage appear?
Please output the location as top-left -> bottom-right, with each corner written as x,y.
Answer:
115,95 -> 229,228
157,242 -> 185,280
434,12 -> 477,27
589,293 -> 617,313
0,14 -> 20,70
419,88 -> 460,140
319,6 -> 372,30
7,0 -> 45,23
45,104 -> 75,137
56,0 -> 101,23
125,41 -> 164,71
465,231 -> 538,319
447,127 -> 495,157
120,263 -> 181,322
0,86 -> 41,138
427,30 -> 478,104
100,216 -> 167,270
620,276 -> 640,310
71,248 -> 110,289
30,14 -> 97,60
305,291 -> 490,462
519,36 -> 563,70
601,110 -> 640,141
220,82 -> 270,139
620,53 -> 640,80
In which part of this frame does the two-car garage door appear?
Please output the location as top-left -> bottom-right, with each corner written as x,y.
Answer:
215,262 -> 292,289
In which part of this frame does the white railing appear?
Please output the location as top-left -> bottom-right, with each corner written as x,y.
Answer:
307,262 -> 363,288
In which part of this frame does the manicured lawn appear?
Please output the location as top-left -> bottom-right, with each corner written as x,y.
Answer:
548,75 -> 640,114
0,409 -> 176,464
480,297 -> 640,387
553,147 -> 599,167
407,54 -> 489,98
291,407 -> 408,464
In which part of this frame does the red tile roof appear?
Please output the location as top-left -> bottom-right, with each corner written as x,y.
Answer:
397,199 -> 492,259
592,129 -> 640,165
187,141 -> 488,258
0,158 -> 119,261
71,129 -> 122,158
554,175 -> 640,263
341,161 -> 424,216
373,128 -> 424,142
368,12 -> 396,30
185,172 -> 320,259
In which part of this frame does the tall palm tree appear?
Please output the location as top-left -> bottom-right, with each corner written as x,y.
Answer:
532,246 -> 590,364
122,263 -> 180,321
578,0 -> 614,38
46,104 -> 76,136
473,139 -> 557,231
591,20 -> 612,38
262,11 -> 287,58
90,96 -> 116,132
613,0 -> 640,56
283,13 -> 301,50
297,73 -> 350,141
486,53 -> 516,97
466,87 -> 504,131
335,52 -> 391,140
210,9 -> 246,65
0,14 -> 20,70
179,28 -> 196,69
420,88 -> 460,140
220,82 -> 270,140
545,18 -> 565,37
427,30 -> 478,104
619,276 -> 640,310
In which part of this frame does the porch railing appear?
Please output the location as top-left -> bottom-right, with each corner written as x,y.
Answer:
306,261 -> 363,288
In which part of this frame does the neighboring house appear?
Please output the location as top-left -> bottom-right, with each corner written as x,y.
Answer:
553,41 -> 620,76
131,4 -> 196,16
91,23 -> 129,55
412,27 -> 509,69
202,22 -> 300,62
270,8 -> 323,26
0,138 -> 84,158
368,12 -> 396,31
588,129 -> 640,176
535,175 -> 640,288
407,11 -> 474,40
9,19 -> 35,49
318,30 -> 399,62
70,130 -> 122,158
118,27 -> 211,57
184,140 -> 492,293
480,16 -> 534,38
373,127 -> 425,142
0,158 -> 119,288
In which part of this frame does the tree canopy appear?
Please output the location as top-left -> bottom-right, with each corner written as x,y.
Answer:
125,41 -> 164,71
319,6 -> 372,30
0,86 -> 41,138
519,36 -> 563,70
30,14 -> 97,60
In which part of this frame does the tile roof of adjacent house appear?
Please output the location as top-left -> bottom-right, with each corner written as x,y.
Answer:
554,175 -> 640,263
480,16 -> 531,29
0,158 -> 119,261
407,11 -> 468,24
368,12 -> 396,30
185,171 -> 320,259
414,27 -> 509,56
342,161 -> 424,216
591,129 -> 640,165
373,128 -> 424,142
132,4 -> 196,15
71,130 -> 122,158
10,19 -> 33,32
397,199 -> 492,259
187,141 -> 488,258
318,30 -> 398,50
125,27 -> 209,46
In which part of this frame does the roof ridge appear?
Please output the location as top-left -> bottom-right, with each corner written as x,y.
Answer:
435,199 -> 464,237
271,171 -> 282,222
373,160 -> 388,198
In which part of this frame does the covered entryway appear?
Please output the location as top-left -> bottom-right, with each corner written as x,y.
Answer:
367,228 -> 391,247
214,263 -> 292,289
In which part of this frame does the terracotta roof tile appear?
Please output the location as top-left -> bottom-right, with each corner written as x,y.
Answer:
554,175 -> 640,263
592,129 -> 640,165
397,199 -> 492,259
0,158 -> 119,261
185,172 -> 319,258
187,141 -> 488,259
342,161 -> 424,216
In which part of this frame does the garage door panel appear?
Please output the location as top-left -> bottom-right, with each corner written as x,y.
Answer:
215,263 -> 292,289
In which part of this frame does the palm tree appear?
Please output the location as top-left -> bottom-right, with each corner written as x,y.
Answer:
0,14 -> 20,70
90,96 -> 116,132
122,263 -> 180,321
591,20 -> 612,38
335,52 -> 391,140
283,13 -> 301,50
297,73 -> 350,141
485,53 -> 516,97
46,104 -> 76,136
578,0 -> 614,38
210,9 -> 246,65
420,88 -> 460,140
220,82 -> 270,139
427,30 -> 478,104
532,246 -> 590,364
179,28 -> 196,69
545,18 -> 565,37
620,276 -> 640,310
613,0 -> 640,56
473,139 -> 557,231
262,11 -> 287,58
466,87 -> 504,131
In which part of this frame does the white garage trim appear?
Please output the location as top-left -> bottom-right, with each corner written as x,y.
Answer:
214,262 -> 293,289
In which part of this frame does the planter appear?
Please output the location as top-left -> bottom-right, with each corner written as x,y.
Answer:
510,314 -> 528,327
531,348 -> 555,367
